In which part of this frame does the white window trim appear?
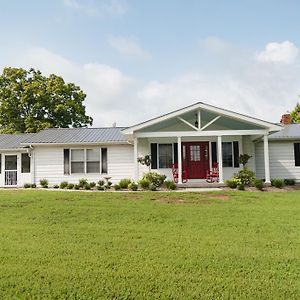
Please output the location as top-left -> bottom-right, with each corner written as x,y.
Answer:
68,148 -> 104,175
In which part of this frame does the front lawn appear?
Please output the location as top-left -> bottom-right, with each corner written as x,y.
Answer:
0,190 -> 299,299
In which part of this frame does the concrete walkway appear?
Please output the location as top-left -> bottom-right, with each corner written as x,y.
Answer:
177,187 -> 223,192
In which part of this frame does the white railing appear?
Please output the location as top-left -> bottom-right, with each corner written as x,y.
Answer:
5,170 -> 17,186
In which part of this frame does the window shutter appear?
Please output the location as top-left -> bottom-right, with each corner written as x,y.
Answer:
63,149 -> 70,175
150,143 -> 157,169
173,143 -> 178,164
101,148 -> 108,173
233,141 -> 240,168
211,142 -> 217,163
294,143 -> 300,166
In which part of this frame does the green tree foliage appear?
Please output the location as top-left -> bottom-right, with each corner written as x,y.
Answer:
0,67 -> 93,133
290,102 -> 300,123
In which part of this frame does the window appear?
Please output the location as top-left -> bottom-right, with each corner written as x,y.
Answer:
222,142 -> 233,167
190,145 -> 201,161
0,154 -> 1,173
21,153 -> 30,173
87,149 -> 100,173
71,149 -> 85,174
101,148 -> 107,173
158,144 -> 173,168
66,148 -> 105,174
294,143 -> 300,166
64,149 -> 70,175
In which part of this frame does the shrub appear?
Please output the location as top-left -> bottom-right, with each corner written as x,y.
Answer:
119,178 -> 132,189
254,179 -> 264,191
53,184 -> 59,189
105,184 -> 111,189
149,183 -> 157,191
74,184 -> 80,190
24,183 -> 31,188
67,183 -> 74,190
97,185 -> 105,191
98,180 -> 105,186
40,179 -> 48,188
84,184 -> 91,190
114,184 -> 121,191
237,183 -> 245,191
79,178 -> 88,188
60,181 -> 68,189
271,179 -> 284,189
107,181 -> 112,187
128,182 -> 138,191
89,182 -> 96,188
234,168 -> 255,185
142,172 -> 166,187
30,184 -> 36,188
225,178 -> 241,189
165,180 -> 177,190
284,178 -> 296,186
138,178 -> 150,190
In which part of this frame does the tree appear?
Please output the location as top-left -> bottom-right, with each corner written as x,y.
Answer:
291,102 -> 300,123
0,67 -> 93,133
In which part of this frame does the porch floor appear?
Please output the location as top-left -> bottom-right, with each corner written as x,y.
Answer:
177,180 -> 226,188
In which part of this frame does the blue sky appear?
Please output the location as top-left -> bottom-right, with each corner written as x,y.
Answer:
1,0 -> 300,126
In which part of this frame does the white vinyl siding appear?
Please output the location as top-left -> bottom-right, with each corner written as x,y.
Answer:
34,144 -> 134,185
255,141 -> 300,181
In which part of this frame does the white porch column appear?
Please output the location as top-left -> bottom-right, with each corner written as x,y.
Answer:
133,137 -> 139,182
177,136 -> 182,184
263,134 -> 271,184
217,136 -> 224,183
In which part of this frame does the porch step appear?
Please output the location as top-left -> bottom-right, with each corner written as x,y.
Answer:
177,182 -> 226,188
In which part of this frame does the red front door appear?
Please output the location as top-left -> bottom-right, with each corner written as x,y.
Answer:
182,142 -> 209,179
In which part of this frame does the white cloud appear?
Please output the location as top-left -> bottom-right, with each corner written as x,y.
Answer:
63,0 -> 127,16
256,41 -> 298,64
199,36 -> 231,53
109,36 -> 150,58
2,40 -> 300,128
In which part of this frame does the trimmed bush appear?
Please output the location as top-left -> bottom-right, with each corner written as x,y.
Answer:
31,184 -> 36,188
226,179 -> 240,189
119,178 -> 132,189
79,178 -> 88,188
105,184 -> 111,189
107,181 -> 112,187
284,178 -> 296,186
74,184 -> 80,190
234,168 -> 255,185
60,181 -> 68,189
254,179 -> 264,191
84,184 -> 91,190
97,185 -> 105,191
98,180 -> 105,186
67,183 -> 74,190
141,172 -> 166,187
165,180 -> 177,190
237,183 -> 245,191
271,179 -> 284,189
138,178 -> 150,190
90,182 -> 96,188
53,185 -> 59,189
128,182 -> 138,191
114,184 -> 121,191
149,183 -> 157,191
40,179 -> 48,188
24,183 -> 31,188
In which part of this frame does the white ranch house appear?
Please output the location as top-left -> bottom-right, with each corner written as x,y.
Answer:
0,102 -> 299,187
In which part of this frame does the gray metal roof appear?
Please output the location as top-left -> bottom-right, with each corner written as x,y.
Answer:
269,124 -> 300,140
0,134 -> 35,149
21,127 -> 128,144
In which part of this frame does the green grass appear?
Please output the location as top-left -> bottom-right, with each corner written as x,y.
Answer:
0,190 -> 300,299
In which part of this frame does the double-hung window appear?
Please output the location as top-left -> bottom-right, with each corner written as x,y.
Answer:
212,141 -> 240,168
294,143 -> 300,166
158,144 -> 173,168
21,153 -> 30,173
64,148 -> 107,174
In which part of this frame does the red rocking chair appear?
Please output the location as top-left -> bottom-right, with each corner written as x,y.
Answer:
172,163 -> 188,183
206,162 -> 219,183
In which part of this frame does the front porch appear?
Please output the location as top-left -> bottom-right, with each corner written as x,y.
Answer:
122,102 -> 281,184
